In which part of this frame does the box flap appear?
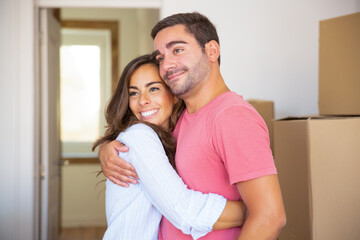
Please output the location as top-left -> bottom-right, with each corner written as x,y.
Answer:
275,115 -> 360,121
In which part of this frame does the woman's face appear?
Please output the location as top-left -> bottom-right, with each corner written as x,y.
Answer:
128,63 -> 176,129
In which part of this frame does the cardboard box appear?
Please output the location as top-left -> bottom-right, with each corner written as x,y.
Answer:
247,99 -> 275,154
273,116 -> 360,240
319,12 -> 360,115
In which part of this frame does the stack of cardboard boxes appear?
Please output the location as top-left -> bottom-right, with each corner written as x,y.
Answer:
273,13 -> 360,240
247,99 -> 275,154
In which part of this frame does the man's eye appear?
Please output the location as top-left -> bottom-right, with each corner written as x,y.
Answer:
174,48 -> 183,54
156,56 -> 164,63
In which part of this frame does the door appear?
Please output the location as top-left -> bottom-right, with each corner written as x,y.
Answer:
40,8 -> 61,240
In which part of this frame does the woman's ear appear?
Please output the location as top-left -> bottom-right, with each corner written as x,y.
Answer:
205,40 -> 220,63
173,96 -> 179,104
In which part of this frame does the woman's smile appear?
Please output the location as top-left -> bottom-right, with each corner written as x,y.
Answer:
140,109 -> 159,118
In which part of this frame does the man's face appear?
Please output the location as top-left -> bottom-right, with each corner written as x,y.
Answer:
154,24 -> 210,98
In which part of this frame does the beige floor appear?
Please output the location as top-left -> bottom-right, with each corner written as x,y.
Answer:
60,226 -> 106,240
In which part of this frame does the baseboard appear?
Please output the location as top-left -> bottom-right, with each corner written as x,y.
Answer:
61,218 -> 107,228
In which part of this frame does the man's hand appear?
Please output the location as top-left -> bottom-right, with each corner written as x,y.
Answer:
98,140 -> 138,187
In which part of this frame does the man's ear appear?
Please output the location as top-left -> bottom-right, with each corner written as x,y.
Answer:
205,40 -> 220,63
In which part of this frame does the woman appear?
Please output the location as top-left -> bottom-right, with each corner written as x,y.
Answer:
93,54 -> 245,240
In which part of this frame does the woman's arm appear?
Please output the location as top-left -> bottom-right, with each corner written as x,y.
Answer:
120,124 -> 245,239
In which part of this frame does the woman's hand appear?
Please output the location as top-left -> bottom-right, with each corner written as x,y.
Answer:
98,140 -> 139,187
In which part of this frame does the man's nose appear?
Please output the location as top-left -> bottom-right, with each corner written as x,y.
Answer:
162,55 -> 177,72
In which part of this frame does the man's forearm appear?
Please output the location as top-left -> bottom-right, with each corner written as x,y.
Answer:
235,175 -> 286,240
236,213 -> 285,240
97,139 -> 137,186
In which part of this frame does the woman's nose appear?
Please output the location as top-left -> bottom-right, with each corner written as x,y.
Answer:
140,93 -> 150,105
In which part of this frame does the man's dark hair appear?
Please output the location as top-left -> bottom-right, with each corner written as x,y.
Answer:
151,12 -> 221,65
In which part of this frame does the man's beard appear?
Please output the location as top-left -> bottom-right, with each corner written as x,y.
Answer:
163,53 -> 209,98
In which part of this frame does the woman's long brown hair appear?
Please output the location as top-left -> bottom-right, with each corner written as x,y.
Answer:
92,54 -> 185,168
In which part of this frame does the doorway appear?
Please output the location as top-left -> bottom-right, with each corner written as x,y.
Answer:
38,5 -> 159,240
59,19 -> 114,234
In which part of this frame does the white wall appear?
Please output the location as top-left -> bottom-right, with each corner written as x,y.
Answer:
161,0 -> 360,118
0,0 -> 37,239
0,2 -> 19,239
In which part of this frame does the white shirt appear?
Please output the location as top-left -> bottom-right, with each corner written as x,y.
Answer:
103,123 -> 226,240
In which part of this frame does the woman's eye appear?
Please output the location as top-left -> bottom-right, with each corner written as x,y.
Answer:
149,87 -> 159,92
129,91 -> 138,97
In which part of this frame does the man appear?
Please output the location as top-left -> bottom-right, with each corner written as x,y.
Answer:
99,12 -> 286,239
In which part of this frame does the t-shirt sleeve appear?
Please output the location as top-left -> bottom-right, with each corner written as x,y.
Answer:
120,123 -> 226,240
212,104 -> 277,185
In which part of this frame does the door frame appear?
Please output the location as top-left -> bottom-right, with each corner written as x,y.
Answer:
25,1 -> 162,240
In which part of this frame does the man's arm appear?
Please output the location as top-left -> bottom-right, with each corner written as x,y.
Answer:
98,140 -> 138,187
236,174 -> 286,240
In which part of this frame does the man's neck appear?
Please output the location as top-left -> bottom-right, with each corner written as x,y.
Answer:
182,72 -> 230,114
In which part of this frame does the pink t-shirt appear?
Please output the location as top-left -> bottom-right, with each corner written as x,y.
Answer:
159,91 -> 277,240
